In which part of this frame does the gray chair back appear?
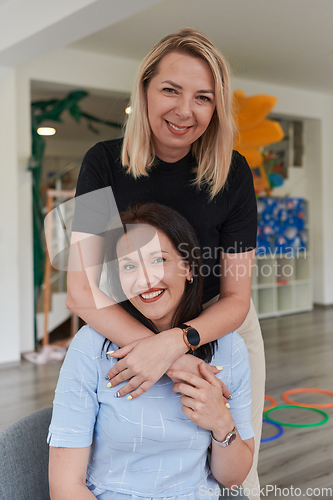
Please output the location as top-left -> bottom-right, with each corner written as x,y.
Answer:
0,406 -> 249,499
0,406 -> 52,500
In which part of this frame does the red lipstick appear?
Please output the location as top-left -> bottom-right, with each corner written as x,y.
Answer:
138,288 -> 166,303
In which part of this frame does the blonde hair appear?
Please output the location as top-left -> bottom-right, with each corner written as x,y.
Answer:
121,28 -> 236,199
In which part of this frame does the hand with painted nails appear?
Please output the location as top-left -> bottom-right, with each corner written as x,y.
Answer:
105,329 -> 189,399
165,354 -> 231,404
106,340 -> 232,402
169,362 -> 234,439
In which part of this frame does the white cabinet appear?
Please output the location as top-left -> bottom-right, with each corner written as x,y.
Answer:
251,251 -> 312,318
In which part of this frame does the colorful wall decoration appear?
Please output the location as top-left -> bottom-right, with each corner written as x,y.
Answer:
233,90 -> 284,195
256,197 -> 307,256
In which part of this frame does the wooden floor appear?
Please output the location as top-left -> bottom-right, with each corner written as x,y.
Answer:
1,306 -> 333,499
257,306 -> 333,499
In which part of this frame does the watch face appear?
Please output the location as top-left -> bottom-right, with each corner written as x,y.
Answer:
228,432 -> 237,445
187,328 -> 200,347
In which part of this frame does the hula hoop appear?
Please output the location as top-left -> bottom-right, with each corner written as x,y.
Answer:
263,394 -> 277,413
265,405 -> 329,428
261,418 -> 284,443
282,388 -> 333,409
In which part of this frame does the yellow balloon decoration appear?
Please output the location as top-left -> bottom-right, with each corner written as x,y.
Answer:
233,90 -> 284,195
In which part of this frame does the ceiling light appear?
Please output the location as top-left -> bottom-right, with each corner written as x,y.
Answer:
125,106 -> 132,115
37,127 -> 56,136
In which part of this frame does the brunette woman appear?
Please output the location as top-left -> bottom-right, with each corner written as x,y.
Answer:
49,203 -> 254,499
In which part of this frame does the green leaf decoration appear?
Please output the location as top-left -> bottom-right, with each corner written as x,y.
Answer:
87,122 -> 100,134
69,103 -> 82,122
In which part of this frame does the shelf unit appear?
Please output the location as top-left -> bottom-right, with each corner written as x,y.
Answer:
251,251 -> 312,318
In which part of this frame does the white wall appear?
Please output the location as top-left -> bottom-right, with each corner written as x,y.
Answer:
0,66 -> 21,363
16,73 -> 35,354
304,118 -> 323,303
22,48 -> 140,95
0,0 -> 165,66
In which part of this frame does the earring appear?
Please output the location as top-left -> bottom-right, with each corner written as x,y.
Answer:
187,277 -> 193,284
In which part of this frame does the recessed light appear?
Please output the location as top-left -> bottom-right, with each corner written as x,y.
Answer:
37,127 -> 56,136
125,106 -> 132,115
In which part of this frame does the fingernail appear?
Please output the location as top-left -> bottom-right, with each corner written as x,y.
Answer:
106,351 -> 114,355
114,391 -> 120,398
106,382 -> 112,388
216,365 -> 223,371
105,375 -> 110,380
127,395 -> 132,400
226,402 -> 230,409
228,394 -> 232,400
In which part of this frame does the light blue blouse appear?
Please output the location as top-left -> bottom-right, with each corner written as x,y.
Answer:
48,326 -> 253,500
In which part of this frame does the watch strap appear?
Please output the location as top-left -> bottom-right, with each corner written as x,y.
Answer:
180,324 -> 200,351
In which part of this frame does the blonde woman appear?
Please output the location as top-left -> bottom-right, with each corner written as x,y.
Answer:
67,28 -> 265,500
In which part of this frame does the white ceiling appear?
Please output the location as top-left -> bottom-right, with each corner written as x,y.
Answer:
31,0 -> 333,146
70,0 -> 333,94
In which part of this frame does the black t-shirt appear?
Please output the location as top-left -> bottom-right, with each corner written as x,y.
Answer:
73,138 -> 257,303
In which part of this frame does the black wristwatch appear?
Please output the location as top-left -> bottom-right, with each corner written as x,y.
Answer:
179,323 -> 201,351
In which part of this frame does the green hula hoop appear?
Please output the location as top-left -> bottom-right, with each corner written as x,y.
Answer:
265,404 -> 329,428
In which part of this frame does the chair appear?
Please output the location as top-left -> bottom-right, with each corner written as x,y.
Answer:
0,406 -> 52,500
0,406 -> 248,500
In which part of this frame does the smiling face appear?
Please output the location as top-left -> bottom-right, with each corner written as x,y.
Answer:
146,51 -> 216,163
117,226 -> 192,332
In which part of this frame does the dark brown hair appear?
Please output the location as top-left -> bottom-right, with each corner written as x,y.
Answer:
104,202 -> 217,362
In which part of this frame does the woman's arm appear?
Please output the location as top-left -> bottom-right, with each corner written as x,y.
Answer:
68,233 -> 253,343
210,435 -> 254,490
106,250 -> 254,397
68,231 -> 253,397
49,447 -> 96,500
186,249 -> 254,341
169,363 -> 254,489
48,327 -> 99,498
